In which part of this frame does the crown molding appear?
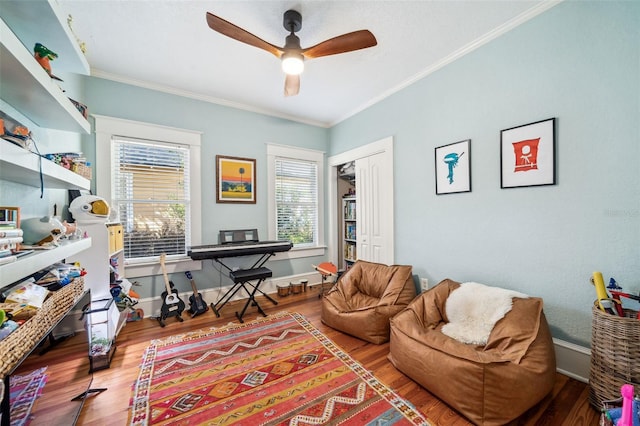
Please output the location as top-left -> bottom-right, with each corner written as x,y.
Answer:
89,69 -> 330,128
88,1 -> 562,130
330,0 -> 564,126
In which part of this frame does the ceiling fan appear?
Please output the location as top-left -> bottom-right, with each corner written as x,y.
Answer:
206,10 -> 377,97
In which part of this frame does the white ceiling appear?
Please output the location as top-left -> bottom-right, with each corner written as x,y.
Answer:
57,1 -> 558,127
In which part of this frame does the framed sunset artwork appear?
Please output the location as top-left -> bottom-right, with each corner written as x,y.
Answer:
216,155 -> 256,203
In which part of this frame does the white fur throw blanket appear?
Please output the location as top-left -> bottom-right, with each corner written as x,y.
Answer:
442,282 -> 528,345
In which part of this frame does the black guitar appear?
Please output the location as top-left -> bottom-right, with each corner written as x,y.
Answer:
158,253 -> 185,327
185,271 -> 208,318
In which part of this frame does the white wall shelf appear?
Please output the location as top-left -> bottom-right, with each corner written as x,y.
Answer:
0,238 -> 91,286
0,0 -> 90,75
0,141 -> 90,190
0,18 -> 90,133
0,3 -> 95,422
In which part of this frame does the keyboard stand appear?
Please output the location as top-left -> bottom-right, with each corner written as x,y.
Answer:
210,252 -> 279,322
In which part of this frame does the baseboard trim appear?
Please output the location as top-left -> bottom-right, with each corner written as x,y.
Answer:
131,271 -> 320,322
553,338 -> 591,383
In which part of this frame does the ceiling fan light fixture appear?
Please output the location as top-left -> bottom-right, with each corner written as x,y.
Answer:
206,10 -> 376,95
281,51 -> 304,75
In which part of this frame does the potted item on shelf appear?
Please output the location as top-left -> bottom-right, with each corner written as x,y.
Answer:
33,42 -> 63,81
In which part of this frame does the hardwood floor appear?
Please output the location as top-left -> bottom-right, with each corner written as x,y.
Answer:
18,286 -> 601,425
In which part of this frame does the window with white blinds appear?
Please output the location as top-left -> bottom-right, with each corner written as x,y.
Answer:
267,144 -> 324,257
275,158 -> 317,246
112,137 -> 191,260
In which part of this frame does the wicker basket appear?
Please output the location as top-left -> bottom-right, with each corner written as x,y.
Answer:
589,304 -> 640,408
72,163 -> 92,180
0,278 -> 86,378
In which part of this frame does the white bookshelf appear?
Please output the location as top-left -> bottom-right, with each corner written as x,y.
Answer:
0,238 -> 91,288
0,0 -> 90,75
0,17 -> 90,133
0,2 -> 96,423
0,141 -> 90,189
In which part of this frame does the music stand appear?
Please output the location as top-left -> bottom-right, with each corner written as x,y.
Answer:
313,262 -> 338,298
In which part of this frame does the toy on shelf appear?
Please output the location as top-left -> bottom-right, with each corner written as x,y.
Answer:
609,289 -> 640,320
69,195 -> 109,224
33,42 -> 63,81
591,271 -> 622,315
20,215 -> 75,246
591,272 -> 640,319
1,124 -> 33,150
609,278 -> 623,290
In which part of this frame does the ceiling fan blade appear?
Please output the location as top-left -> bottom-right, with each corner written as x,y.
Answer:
206,12 -> 284,58
284,74 -> 300,97
302,30 -> 377,59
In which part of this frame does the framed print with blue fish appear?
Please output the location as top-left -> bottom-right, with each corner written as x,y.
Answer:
216,155 -> 256,203
435,139 -> 471,195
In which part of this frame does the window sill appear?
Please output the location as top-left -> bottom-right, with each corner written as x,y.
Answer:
125,257 -> 202,278
271,246 -> 326,260
124,247 -> 324,277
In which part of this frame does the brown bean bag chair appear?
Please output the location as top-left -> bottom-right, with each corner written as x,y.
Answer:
321,260 -> 415,344
388,279 -> 556,425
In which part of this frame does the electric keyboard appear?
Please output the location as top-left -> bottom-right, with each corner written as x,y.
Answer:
189,232 -> 292,322
188,240 -> 292,260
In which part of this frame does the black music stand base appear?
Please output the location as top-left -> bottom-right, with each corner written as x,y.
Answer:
72,387 -> 108,401
211,267 -> 277,323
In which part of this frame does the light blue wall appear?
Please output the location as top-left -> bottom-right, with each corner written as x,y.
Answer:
50,1 -> 638,346
0,71 -> 85,222
81,77 -> 329,296
329,1 -> 640,346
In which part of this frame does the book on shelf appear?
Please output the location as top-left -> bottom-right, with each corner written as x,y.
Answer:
0,255 -> 17,265
13,250 -> 34,259
4,279 -> 50,309
343,243 -> 356,261
0,228 -> 23,238
344,223 -> 356,240
344,201 -> 356,220
0,237 -> 23,251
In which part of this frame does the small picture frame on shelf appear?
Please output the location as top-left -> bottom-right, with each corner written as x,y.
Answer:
435,139 -> 471,195
0,206 -> 21,251
500,118 -> 556,189
0,206 -> 20,226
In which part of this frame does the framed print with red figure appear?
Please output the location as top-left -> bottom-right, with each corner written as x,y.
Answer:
500,118 -> 555,188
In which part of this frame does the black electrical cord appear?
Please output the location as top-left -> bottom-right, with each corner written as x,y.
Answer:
29,136 -> 44,198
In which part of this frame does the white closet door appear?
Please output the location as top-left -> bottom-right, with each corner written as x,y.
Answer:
356,151 -> 393,265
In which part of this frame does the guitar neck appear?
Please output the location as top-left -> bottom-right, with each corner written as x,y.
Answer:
189,279 -> 198,296
160,254 -> 173,293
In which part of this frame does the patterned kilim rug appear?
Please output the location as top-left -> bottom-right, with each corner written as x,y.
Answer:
9,366 -> 48,426
129,311 -> 431,425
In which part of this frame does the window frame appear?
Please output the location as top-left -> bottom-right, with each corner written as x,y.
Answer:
93,115 -> 202,277
267,144 -> 325,259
